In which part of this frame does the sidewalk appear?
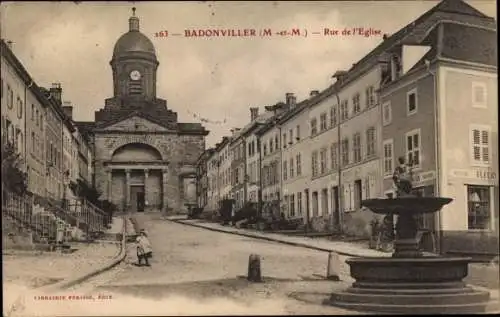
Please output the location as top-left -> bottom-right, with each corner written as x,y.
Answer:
170,218 -> 389,258
3,216 -> 126,314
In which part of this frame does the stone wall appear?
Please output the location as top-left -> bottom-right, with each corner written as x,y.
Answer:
2,215 -> 34,250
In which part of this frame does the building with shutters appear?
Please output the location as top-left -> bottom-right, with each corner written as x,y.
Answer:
380,0 -> 497,254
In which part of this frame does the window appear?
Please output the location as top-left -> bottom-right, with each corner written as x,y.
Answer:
470,125 -> 490,165
297,192 -> 302,215
365,177 -> 371,199
352,93 -> 361,114
289,129 -> 293,144
31,104 -> 35,121
353,133 -> 362,163
283,160 -> 288,180
283,132 -> 287,148
248,143 -> 252,157
320,112 -> 327,131
382,102 -> 392,126
310,118 -> 318,136
296,125 -> 301,140
383,139 -> 394,176
467,185 -> 491,230
366,127 -> 376,158
275,134 -> 279,150
31,132 -> 35,153
472,82 -> 487,108
290,194 -> 295,217
263,143 -> 268,156
17,97 -> 23,119
0,77 -> 3,99
340,100 -> 349,121
269,139 -> 273,154
290,157 -> 294,178
7,85 -> 13,109
320,147 -> 327,174
365,86 -> 376,107
341,138 -> 349,166
296,153 -> 302,176
312,150 -> 319,177
407,88 -> 418,115
330,105 -> 337,127
330,142 -> 338,170
405,129 -> 421,168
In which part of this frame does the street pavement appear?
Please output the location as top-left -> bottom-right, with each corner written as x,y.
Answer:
6,213 -> 498,316
173,217 -> 500,292
13,212 -> 363,316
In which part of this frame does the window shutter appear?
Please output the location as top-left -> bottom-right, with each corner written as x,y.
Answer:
481,130 -> 489,162
472,129 -> 481,161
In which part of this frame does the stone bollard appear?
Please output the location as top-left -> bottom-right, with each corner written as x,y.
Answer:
247,254 -> 262,282
326,252 -> 341,281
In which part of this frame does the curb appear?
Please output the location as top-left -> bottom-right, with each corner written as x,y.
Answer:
169,219 -> 385,258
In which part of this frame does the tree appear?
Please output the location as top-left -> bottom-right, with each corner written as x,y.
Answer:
1,140 -> 28,195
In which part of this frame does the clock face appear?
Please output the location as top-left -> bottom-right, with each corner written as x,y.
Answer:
130,70 -> 141,81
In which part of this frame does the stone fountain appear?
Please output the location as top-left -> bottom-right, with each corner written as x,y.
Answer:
328,157 -> 491,314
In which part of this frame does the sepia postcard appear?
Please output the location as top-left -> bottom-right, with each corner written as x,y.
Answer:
1,0 -> 498,316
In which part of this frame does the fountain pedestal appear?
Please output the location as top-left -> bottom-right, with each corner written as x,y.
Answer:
328,197 -> 491,314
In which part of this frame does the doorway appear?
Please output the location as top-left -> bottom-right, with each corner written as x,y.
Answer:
130,185 -> 145,212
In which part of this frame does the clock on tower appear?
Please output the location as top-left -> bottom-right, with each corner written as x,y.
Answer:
130,70 -> 141,81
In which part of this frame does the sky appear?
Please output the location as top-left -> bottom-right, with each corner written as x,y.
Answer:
0,1 -> 496,147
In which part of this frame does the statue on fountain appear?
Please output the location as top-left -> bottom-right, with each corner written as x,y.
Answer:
392,156 -> 414,197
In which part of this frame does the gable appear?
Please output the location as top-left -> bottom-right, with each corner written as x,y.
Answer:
103,115 -> 168,132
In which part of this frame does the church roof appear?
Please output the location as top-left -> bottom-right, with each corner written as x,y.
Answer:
112,8 -> 156,58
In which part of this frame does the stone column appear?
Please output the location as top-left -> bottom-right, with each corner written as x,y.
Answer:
144,169 -> 149,211
107,168 -> 112,201
125,169 -> 131,210
162,168 -> 168,213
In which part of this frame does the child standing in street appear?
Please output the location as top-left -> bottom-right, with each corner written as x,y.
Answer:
136,229 -> 153,266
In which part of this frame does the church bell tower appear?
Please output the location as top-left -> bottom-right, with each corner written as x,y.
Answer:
110,8 -> 159,103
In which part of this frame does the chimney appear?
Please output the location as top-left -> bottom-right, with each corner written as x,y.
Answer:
6,40 -> 13,48
383,34 -> 390,40
250,107 -> 259,121
62,101 -> 73,120
332,70 -> 348,84
310,90 -> 319,97
49,83 -> 62,105
285,93 -> 296,107
230,128 -> 241,136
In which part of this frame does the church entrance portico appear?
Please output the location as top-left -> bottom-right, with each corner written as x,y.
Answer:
107,165 -> 168,213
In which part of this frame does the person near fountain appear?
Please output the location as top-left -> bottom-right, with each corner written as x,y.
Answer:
392,156 -> 414,197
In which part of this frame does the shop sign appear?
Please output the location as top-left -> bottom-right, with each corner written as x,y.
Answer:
413,171 -> 436,185
450,168 -> 497,181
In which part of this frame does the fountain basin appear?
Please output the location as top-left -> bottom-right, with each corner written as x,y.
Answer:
362,197 -> 453,215
328,256 -> 491,314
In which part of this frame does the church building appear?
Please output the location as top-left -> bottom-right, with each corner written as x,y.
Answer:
89,9 -> 208,213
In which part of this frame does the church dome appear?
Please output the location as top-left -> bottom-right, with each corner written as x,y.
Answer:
112,8 -> 156,59
113,32 -> 156,56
